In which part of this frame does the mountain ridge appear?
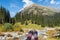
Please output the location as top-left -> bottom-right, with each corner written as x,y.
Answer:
19,4 -> 60,13
15,4 -> 60,26
18,3 -> 59,16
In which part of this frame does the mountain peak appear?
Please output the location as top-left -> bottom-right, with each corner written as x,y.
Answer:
23,3 -> 60,12
23,3 -> 45,10
29,3 -> 39,6
19,3 -> 60,14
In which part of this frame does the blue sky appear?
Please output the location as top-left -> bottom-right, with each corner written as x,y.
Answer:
0,0 -> 60,17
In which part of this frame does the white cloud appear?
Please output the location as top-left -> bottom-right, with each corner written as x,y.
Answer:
19,0 -> 34,11
22,0 -> 34,8
50,0 -> 56,4
50,0 -> 60,5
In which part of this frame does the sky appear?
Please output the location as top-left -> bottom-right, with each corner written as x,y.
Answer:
0,0 -> 60,17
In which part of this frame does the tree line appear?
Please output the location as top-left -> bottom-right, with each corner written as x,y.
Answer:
0,6 -> 15,24
0,6 -> 60,27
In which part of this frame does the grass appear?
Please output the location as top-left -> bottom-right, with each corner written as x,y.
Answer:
22,23 -> 43,30
47,38 -> 60,40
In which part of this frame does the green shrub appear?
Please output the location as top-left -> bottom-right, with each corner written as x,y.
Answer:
4,23 -> 14,32
13,22 -> 23,31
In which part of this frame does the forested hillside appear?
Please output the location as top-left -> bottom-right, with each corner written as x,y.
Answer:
0,6 -> 15,24
15,4 -> 60,27
0,4 -> 60,27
